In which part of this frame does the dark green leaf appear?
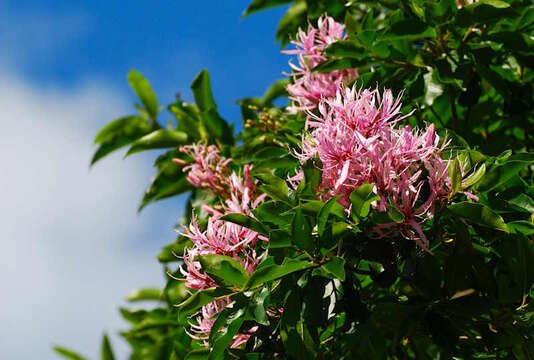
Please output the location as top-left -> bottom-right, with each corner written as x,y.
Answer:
322,256 -> 346,281
246,258 -> 314,289
317,196 -> 339,236
292,207 -> 313,251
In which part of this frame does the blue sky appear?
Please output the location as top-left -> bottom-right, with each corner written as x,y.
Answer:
0,2 -> 288,359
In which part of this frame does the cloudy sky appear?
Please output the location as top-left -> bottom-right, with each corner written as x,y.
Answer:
0,2 -> 286,358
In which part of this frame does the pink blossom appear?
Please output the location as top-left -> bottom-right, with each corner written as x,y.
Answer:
175,143 -> 232,196
296,84 -> 451,250
188,298 -> 258,349
179,158 -> 267,347
283,15 -> 358,111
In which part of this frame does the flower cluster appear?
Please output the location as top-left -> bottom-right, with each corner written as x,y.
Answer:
174,143 -> 232,197
283,15 -> 358,111
295,85 -> 450,250
175,143 -> 266,347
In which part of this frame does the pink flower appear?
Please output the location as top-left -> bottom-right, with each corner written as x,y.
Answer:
296,84 -> 451,250
283,15 -> 358,111
178,159 -> 267,347
188,298 -> 258,349
175,143 -> 232,196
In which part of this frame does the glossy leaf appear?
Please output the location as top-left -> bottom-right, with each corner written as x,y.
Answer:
350,183 -> 380,218
322,256 -> 346,281
317,196 -> 339,236
448,202 -> 509,232
178,287 -> 233,322
246,258 -> 314,289
198,254 -> 250,289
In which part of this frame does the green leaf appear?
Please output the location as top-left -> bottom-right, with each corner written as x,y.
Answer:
292,207 -> 313,251
178,287 -> 233,322
139,162 -> 190,211
185,349 -> 210,360
322,257 -> 346,281
462,163 -> 486,189
91,115 -> 151,165
450,157 -> 462,197
317,196 -> 339,237
191,70 -> 216,112
350,183 -> 380,218
198,254 -> 250,289
387,19 -> 437,41
169,101 -> 201,140
508,221 -> 534,235
477,154 -> 534,192
101,334 -> 115,360
251,286 -> 270,325
199,108 -> 234,145
125,129 -> 188,157
262,79 -> 289,104
126,288 -> 162,302
448,202 -> 509,233
219,212 -> 268,236
209,308 -> 246,360
508,194 -> 534,213
127,69 -> 158,119
268,229 -> 292,249
300,200 -> 345,219
257,172 -> 292,205
276,2 -> 307,45
246,258 -> 314,289
243,0 -> 292,17
387,206 -> 405,224
53,346 -> 87,360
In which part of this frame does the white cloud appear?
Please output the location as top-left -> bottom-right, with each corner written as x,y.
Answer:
0,71 -> 182,359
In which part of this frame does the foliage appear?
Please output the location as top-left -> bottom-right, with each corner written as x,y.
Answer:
57,1 -> 534,359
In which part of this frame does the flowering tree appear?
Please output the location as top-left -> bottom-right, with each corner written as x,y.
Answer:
56,1 -> 534,359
